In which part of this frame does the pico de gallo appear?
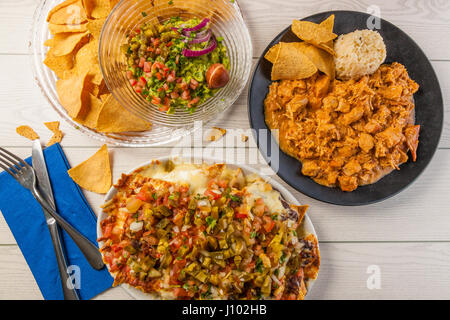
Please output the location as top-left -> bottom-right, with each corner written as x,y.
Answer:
122,17 -> 230,114
99,161 -> 320,300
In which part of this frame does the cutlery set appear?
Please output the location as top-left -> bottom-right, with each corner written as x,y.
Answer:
0,144 -> 104,300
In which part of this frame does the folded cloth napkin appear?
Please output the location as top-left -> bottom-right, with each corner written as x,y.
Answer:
0,143 -> 113,300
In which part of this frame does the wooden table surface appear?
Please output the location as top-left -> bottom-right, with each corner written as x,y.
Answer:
0,0 -> 449,300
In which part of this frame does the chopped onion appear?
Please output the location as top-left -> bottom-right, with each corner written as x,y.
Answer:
129,221 -> 143,232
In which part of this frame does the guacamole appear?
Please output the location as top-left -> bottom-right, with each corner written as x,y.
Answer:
122,17 -> 230,114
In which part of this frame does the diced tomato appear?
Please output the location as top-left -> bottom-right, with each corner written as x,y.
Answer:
159,105 -> 169,112
143,61 -> 152,73
136,187 -> 150,201
166,41 -> 173,47
151,96 -> 161,105
173,287 -> 188,298
126,70 -> 133,79
167,74 -> 176,83
188,97 -> 200,108
155,48 -> 161,55
175,55 -> 180,64
134,85 -> 143,94
102,224 -> 113,238
170,91 -> 179,99
146,46 -> 154,52
163,97 -> 170,106
235,212 -> 247,219
204,189 -> 221,200
190,79 -> 199,90
156,72 -> 162,80
138,57 -> 145,68
138,77 -> 146,87
181,90 -> 190,100
135,28 -> 141,34
263,216 -> 275,233
129,79 -> 137,86
180,81 -> 188,90
153,38 -> 160,47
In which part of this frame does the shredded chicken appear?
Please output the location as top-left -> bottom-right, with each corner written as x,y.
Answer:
264,63 -> 420,192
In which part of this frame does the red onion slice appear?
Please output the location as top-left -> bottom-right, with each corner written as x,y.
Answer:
190,29 -> 212,44
182,36 -> 217,57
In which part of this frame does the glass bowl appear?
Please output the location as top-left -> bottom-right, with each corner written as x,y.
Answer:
29,0 -> 252,146
99,0 -> 253,128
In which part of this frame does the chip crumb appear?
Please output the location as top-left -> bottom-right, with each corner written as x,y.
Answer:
44,121 -> 61,133
16,125 -> 39,141
206,127 -> 227,142
46,131 -> 64,147
241,134 -> 249,142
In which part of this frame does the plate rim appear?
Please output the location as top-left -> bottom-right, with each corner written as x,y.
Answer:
247,10 -> 444,206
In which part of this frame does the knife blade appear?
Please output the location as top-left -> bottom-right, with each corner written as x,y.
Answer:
32,140 -> 79,300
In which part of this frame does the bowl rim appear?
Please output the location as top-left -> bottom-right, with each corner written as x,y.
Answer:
98,0 -> 253,128
97,155 -> 320,300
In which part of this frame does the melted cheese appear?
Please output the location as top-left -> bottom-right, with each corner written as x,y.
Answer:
140,163 -> 209,194
245,180 -> 285,214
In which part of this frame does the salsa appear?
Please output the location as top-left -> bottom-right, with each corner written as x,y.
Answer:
122,17 -> 230,114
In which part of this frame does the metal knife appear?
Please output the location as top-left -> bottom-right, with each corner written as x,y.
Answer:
32,140 -> 80,300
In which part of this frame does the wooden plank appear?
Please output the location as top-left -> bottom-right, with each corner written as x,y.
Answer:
1,147 -> 449,244
1,242 -> 449,300
1,0 -> 450,61
0,55 -> 449,148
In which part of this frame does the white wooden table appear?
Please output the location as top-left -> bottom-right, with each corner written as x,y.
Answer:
0,0 -> 449,300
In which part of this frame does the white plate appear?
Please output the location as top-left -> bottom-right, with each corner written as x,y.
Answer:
97,156 -> 320,299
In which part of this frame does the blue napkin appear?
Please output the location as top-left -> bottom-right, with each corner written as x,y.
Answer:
0,143 -> 113,300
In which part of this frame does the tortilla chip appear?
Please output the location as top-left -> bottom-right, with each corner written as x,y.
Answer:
271,43 -> 317,81
82,0 -> 111,19
47,131 -> 64,147
97,80 -> 110,97
292,20 -> 337,45
64,39 -> 103,85
44,48 -> 75,79
16,125 -> 39,141
86,18 -> 106,39
46,31 -> 89,56
319,14 -> 335,31
56,72 -> 89,118
264,44 -> 280,64
96,94 -> 152,133
44,121 -> 61,133
47,0 -> 87,25
296,42 -> 335,79
75,93 -> 104,129
49,23 -> 88,35
317,15 -> 335,56
67,144 -> 112,193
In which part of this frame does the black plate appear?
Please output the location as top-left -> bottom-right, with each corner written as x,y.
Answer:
248,11 -> 443,206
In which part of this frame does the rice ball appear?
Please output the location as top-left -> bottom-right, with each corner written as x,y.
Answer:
334,29 -> 387,80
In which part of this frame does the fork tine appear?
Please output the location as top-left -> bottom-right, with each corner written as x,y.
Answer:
0,147 -> 29,168
0,153 -> 20,174
0,161 -> 17,177
0,149 -> 23,171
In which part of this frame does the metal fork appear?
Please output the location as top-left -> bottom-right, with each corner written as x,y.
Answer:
0,147 -> 104,270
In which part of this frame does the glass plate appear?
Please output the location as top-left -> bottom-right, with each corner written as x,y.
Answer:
29,0 -> 253,147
